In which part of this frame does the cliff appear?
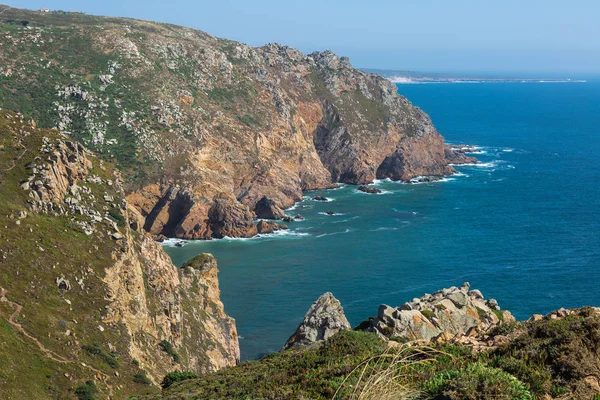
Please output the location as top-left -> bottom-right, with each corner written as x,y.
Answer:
0,110 -> 238,398
0,5 -> 474,240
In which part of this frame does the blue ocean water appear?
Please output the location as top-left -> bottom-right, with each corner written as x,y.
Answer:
164,81 -> 600,361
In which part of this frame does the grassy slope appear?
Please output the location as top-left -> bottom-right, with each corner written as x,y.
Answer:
0,110 -> 159,399
154,310 -> 600,400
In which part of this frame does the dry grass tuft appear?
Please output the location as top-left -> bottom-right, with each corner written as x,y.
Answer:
333,343 -> 444,400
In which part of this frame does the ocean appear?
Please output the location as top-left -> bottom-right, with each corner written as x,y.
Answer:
163,81 -> 600,361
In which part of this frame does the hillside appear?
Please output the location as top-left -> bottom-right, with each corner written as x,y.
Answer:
150,307 -> 600,400
0,5 -> 473,240
0,110 -> 238,399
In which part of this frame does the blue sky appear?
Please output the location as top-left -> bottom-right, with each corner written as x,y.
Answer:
4,0 -> 599,75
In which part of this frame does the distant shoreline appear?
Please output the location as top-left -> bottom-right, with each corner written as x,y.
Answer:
389,77 -> 587,84
361,68 -> 587,84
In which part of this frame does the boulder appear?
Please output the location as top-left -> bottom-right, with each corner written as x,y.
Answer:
282,292 -> 350,350
358,185 -> 382,194
256,220 -> 281,234
294,214 -> 304,220
360,283 -> 515,341
325,211 -> 335,215
254,196 -> 284,220
312,196 -> 328,201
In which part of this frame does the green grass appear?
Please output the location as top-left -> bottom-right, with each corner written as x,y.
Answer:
156,311 -> 600,400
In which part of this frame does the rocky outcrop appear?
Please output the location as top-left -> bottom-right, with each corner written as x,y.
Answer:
358,185 -> 382,194
282,292 -> 351,350
104,232 -> 240,381
0,7 -> 473,240
256,220 -> 287,234
361,283 -> 514,341
254,196 -> 285,220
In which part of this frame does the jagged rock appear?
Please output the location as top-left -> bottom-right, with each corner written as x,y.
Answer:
282,292 -> 350,350
256,220 -> 280,234
358,185 -> 382,194
312,196 -> 328,201
294,214 -> 304,220
208,196 -> 258,239
254,196 -> 284,220
361,283 -> 515,341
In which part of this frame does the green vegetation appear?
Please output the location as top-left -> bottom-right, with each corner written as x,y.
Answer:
133,372 -> 153,386
182,253 -> 213,271
158,311 -> 600,399
74,380 -> 97,400
82,343 -> 120,369
161,371 -> 199,389
159,340 -> 181,363
422,363 -> 533,399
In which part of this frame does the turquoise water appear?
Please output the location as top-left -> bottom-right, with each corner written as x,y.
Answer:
164,82 -> 600,361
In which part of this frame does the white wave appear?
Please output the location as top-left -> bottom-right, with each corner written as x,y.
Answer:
502,148 -> 514,153
285,203 -> 299,211
310,197 -> 334,202
222,230 -> 311,241
331,215 -> 360,224
450,162 -> 496,168
318,212 -> 346,216
369,227 -> 399,232
159,238 -> 188,247
408,176 -> 457,184
315,228 -> 355,238
354,188 -> 391,195
327,184 -> 347,190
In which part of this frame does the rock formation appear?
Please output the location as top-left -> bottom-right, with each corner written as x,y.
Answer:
282,292 -> 351,350
361,282 -> 514,341
358,185 -> 382,194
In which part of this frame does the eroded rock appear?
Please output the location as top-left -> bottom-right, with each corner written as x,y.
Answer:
282,292 -> 350,350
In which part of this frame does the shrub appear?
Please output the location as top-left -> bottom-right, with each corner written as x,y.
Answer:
159,340 -> 181,363
82,343 -> 120,369
74,380 -> 97,400
422,363 -> 533,400
133,372 -> 152,385
161,371 -> 199,389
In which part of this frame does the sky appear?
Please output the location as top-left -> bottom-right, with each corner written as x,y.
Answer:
3,0 -> 600,76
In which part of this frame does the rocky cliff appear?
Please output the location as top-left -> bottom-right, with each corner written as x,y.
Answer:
0,6 -> 474,240
0,110 -> 238,398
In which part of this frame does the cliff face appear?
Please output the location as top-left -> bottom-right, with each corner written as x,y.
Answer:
0,110 -> 238,398
0,6 -> 473,239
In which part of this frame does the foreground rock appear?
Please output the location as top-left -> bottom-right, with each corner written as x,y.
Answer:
360,282 -> 514,341
282,292 -> 351,350
358,185 -> 382,194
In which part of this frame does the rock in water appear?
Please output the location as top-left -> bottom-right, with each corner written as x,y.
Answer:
361,283 -> 514,341
282,292 -> 350,350
358,185 -> 382,194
